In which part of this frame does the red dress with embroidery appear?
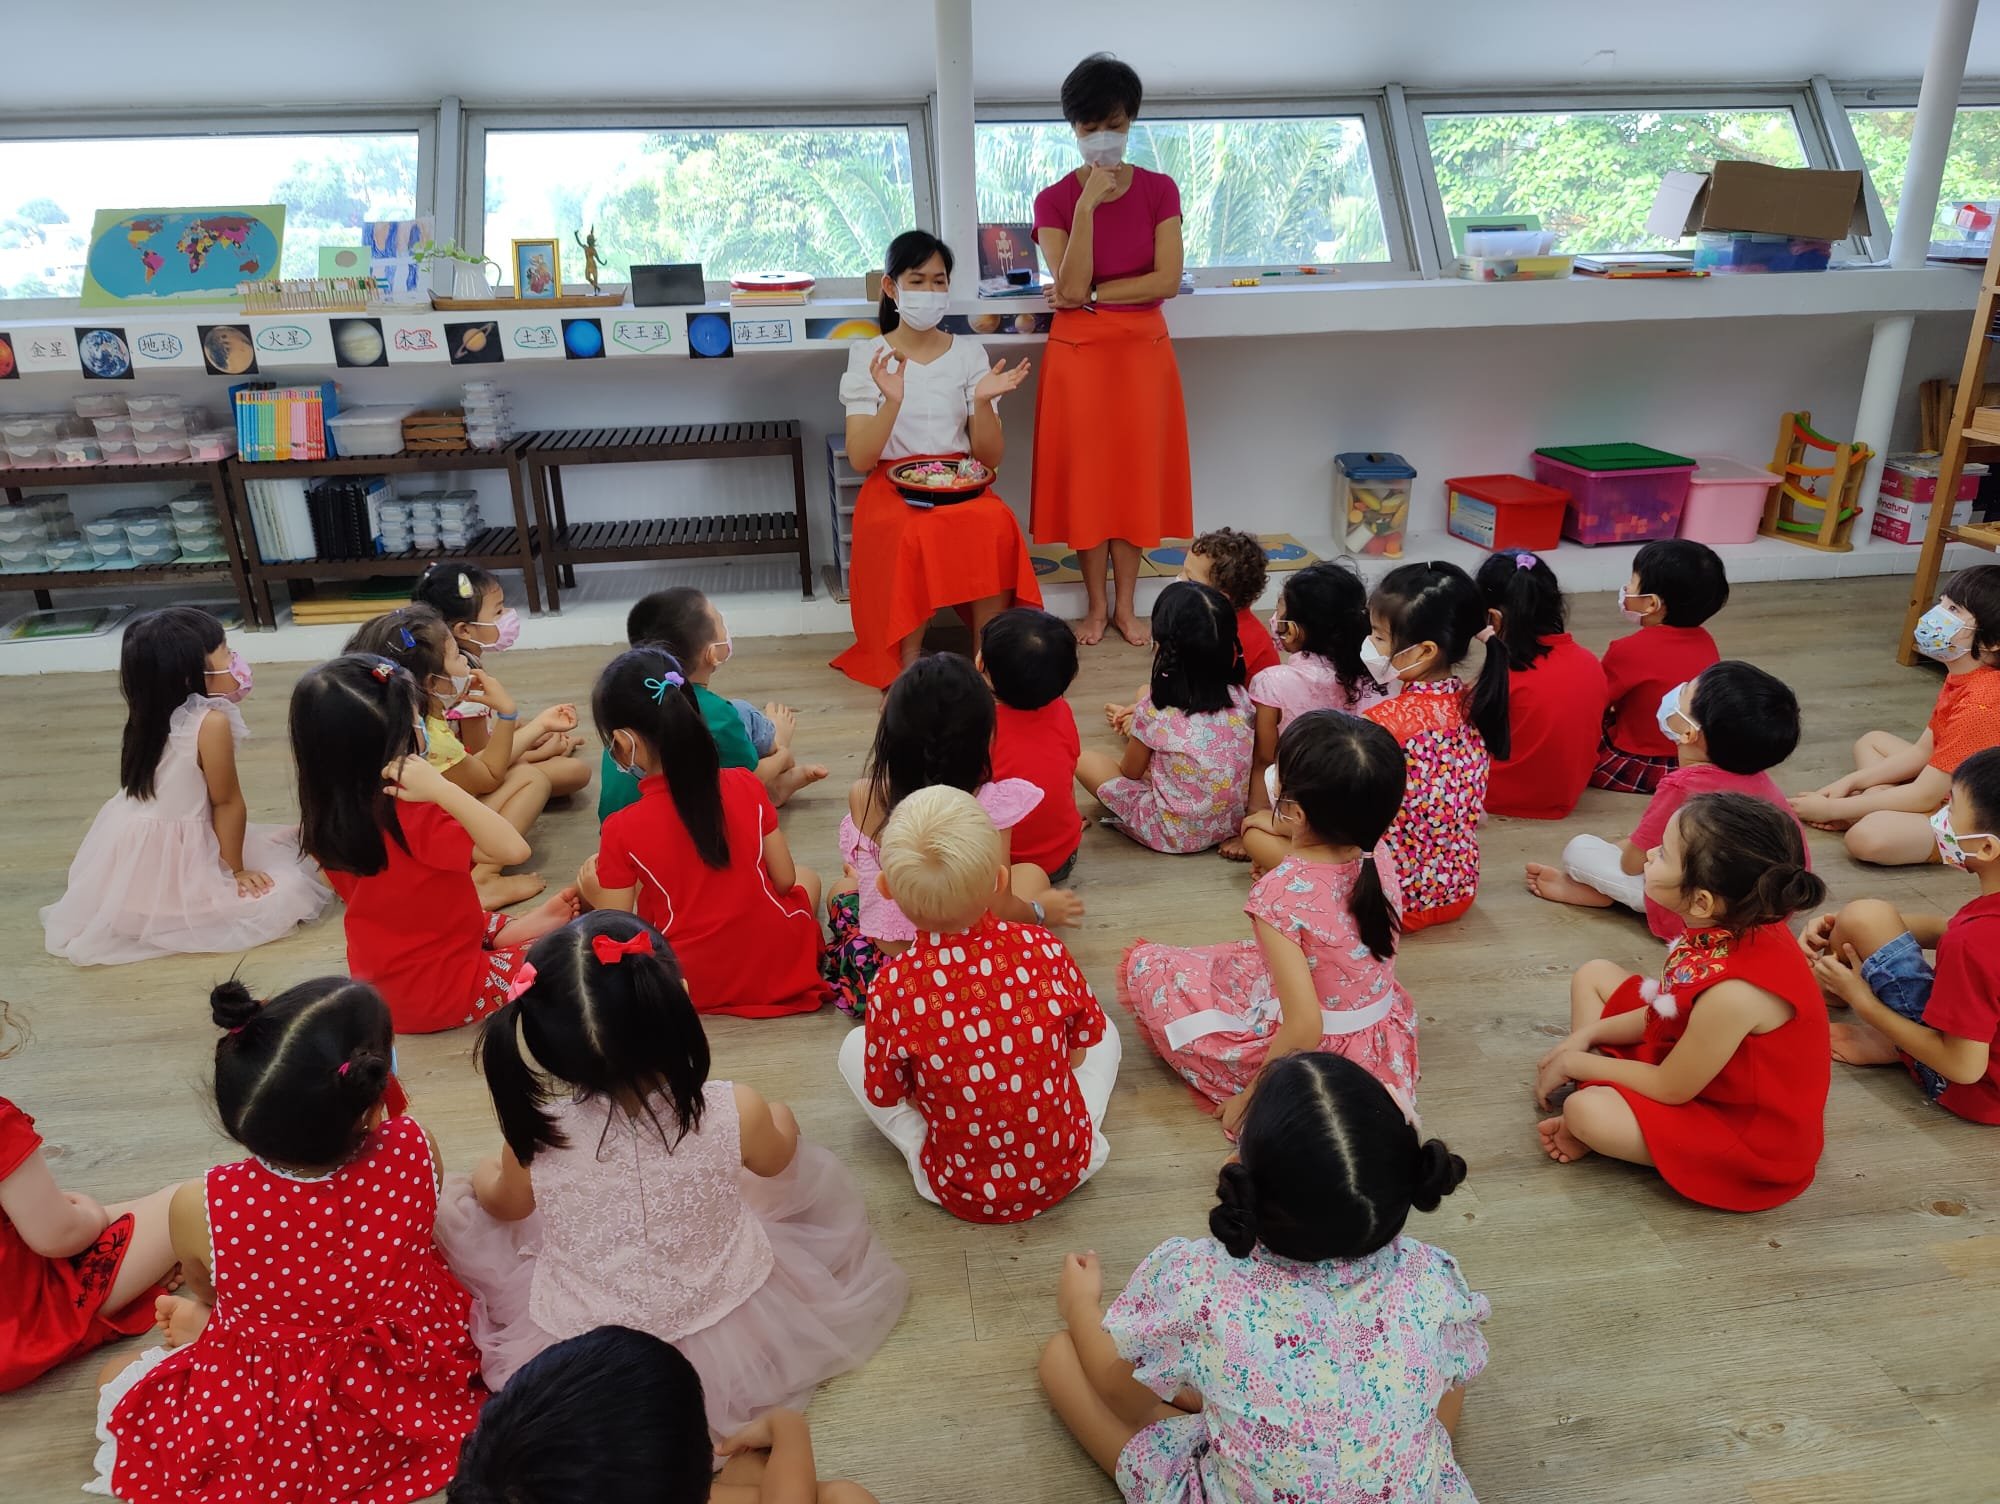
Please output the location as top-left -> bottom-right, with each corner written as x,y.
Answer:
1592,924 -> 1830,1212
105,1113 -> 485,1504
0,1098 -> 168,1393
1363,678 -> 1489,930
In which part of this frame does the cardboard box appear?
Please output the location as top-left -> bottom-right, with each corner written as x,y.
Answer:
1871,491 -> 1973,545
1879,453 -> 1988,505
1646,161 -> 1867,243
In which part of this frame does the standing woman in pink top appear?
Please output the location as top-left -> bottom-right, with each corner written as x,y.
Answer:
1033,53 -> 1192,649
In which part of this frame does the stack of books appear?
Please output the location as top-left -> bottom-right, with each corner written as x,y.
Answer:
231,382 -> 341,462
1572,253 -> 1701,279
244,474 -> 388,561
729,272 -> 815,307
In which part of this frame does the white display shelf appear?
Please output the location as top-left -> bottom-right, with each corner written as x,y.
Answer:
0,266 -> 1974,382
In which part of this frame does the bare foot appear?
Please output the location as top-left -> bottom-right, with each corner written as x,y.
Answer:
154,1294 -> 209,1349
477,870 -> 547,911
496,887 -> 581,948
1524,863 -> 1616,909
765,702 -> 797,750
770,761 -> 830,807
1830,1020 -> 1903,1067
1219,835 -> 1251,863
1538,1115 -> 1594,1164
1111,611 -> 1150,647
1077,613 -> 1108,647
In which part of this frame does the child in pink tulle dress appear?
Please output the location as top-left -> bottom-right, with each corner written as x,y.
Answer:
436,912 -> 907,1435
1123,711 -> 1417,1130
42,606 -> 329,966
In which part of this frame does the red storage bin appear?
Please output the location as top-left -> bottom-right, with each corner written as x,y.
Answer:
1445,474 -> 1568,552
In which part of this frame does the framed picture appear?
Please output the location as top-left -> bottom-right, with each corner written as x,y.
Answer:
511,239 -> 562,300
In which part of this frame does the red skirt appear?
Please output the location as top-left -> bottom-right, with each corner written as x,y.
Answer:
831,460 -> 1042,689
0,1211 -> 165,1393
1030,306 -> 1193,551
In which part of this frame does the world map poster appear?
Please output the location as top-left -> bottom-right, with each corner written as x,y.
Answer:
80,204 -> 286,309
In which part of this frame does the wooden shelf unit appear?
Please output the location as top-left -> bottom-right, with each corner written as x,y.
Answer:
520,422 -> 812,611
223,443 -> 541,628
0,458 -> 257,623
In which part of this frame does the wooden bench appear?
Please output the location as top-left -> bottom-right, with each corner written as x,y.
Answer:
518,422 -> 811,610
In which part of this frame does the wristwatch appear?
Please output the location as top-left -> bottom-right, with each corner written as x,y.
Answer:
1029,899 -> 1047,924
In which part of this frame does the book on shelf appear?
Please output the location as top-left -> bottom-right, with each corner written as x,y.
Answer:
1573,252 -> 1699,277
230,381 -> 340,462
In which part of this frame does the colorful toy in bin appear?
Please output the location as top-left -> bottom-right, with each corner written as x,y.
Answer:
1335,451 -> 1415,558
1761,410 -> 1872,553
1532,443 -> 1696,546
1445,474 -> 1568,552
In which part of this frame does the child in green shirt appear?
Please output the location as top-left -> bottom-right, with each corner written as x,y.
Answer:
598,588 -> 827,821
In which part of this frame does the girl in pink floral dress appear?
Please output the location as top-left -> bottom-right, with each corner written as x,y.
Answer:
1039,1053 -> 1488,1503
1361,561 -> 1512,931
1122,711 -> 1417,1130
1078,582 -> 1254,854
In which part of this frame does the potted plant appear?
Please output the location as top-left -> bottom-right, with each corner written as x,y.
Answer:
413,239 -> 502,300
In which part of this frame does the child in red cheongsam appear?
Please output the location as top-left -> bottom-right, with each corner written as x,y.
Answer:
1534,793 -> 1831,1212
838,785 -> 1121,1223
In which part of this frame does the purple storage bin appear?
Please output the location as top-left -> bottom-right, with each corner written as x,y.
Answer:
1533,453 -> 1695,546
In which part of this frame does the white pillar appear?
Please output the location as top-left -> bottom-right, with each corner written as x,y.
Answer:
932,0 -> 979,259
1890,0 -> 1981,269
1851,314 -> 1916,535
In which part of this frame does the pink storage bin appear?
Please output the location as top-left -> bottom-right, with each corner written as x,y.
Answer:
1677,456 -> 1780,545
1533,449 -> 1695,546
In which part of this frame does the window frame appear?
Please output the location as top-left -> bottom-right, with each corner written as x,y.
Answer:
461,105 -> 935,296
0,108 -> 437,313
1399,85 -> 1836,268
973,94 -> 1417,278
1835,80 -> 2000,253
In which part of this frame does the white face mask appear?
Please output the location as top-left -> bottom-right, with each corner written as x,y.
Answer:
1618,587 -> 1657,624
1264,763 -> 1280,806
1360,637 -> 1400,686
895,288 -> 948,331
1655,683 -> 1697,744
1078,129 -> 1128,168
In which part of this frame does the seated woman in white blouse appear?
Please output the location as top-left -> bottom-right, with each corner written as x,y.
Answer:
831,230 -> 1042,688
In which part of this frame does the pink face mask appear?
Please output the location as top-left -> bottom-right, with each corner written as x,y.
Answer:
480,608 -> 521,652
206,650 -> 253,703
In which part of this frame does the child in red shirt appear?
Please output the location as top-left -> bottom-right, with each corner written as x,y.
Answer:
1793,565 -> 2000,865
294,655 -> 576,1033
1529,662 -> 1807,939
981,608 -> 1086,884
1477,550 -> 1607,819
837,785 -> 1120,1223
1807,746 -> 2000,1123
1591,539 -> 1727,796
579,646 -> 828,1018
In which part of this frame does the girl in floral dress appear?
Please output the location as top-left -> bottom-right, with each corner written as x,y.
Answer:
1039,1052 -> 1489,1502
1361,561 -> 1512,930
1122,711 -> 1416,1132
1077,581 -> 1254,854
96,975 -> 484,1503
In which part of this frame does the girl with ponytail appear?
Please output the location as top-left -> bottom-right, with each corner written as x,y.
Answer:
1040,1052 -> 1488,1501
1360,560 -> 1511,929
1474,550 -> 1608,820
1536,792 -> 1833,1211
1122,711 -> 1417,1129
579,646 -> 827,1018
434,911 -> 907,1441
97,976 -> 483,1502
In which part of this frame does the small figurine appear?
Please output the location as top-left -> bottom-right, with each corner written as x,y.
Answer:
574,225 -> 603,294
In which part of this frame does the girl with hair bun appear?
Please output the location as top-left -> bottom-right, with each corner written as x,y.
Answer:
1039,1052 -> 1488,1501
1536,792 -> 1832,1211
1475,550 -> 1608,820
96,975 -> 483,1501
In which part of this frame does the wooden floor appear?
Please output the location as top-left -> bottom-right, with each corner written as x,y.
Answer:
3,576 -> 1997,1504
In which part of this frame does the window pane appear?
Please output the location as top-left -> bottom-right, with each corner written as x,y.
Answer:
1849,106 -> 2000,238
1425,109 -> 1808,253
481,126 -> 915,282
0,133 -> 418,299
977,117 -> 1391,266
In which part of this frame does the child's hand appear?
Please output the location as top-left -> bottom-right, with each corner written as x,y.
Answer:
1788,791 -> 1841,827
1812,943 -> 1874,1008
1816,772 -> 1862,799
1038,887 -> 1086,927
1104,700 -> 1133,730
462,667 -> 517,719
1801,911 -> 1839,956
233,868 -> 275,899
381,754 -> 452,805
541,702 -> 578,734
766,703 -> 798,749
1534,1049 -> 1580,1110
1058,1250 -> 1103,1322
717,1414 -> 777,1456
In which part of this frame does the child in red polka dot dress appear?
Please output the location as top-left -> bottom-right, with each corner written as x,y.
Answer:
94,976 -> 484,1503
838,785 -> 1122,1223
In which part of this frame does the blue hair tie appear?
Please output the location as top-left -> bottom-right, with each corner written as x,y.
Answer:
645,672 -> 684,703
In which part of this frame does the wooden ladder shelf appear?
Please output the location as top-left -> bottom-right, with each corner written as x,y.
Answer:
1900,228 -> 2000,662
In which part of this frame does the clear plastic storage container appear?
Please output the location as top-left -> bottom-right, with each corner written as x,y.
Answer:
326,407 -> 417,458
1677,456 -> 1780,545
1335,451 -> 1416,559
